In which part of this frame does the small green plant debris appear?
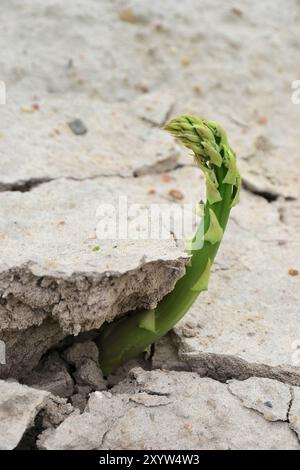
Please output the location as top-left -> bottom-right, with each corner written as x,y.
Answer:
92,245 -> 100,252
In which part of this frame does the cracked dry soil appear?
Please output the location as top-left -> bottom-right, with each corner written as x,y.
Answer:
0,0 -> 300,450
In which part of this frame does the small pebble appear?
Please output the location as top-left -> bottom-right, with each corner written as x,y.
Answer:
231,7 -> 243,17
119,7 -> 137,24
154,22 -> 165,32
181,56 -> 191,66
136,83 -> 149,93
264,401 -> 273,409
257,116 -> 268,125
68,118 -> 88,135
169,189 -> 184,200
288,268 -> 299,276
184,423 -> 193,431
20,106 -> 34,113
162,174 -> 170,183
181,326 -> 197,338
193,85 -> 203,95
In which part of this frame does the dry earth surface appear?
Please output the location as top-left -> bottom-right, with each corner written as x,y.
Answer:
0,0 -> 299,450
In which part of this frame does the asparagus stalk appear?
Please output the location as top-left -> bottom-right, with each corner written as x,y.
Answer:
98,115 -> 241,375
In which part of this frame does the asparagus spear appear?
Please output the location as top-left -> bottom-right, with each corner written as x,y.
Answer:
98,115 -> 241,375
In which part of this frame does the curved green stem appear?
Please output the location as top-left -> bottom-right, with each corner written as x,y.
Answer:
98,115 -> 241,376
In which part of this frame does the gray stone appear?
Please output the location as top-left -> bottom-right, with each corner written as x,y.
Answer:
62,341 -> 99,367
73,359 -> 106,391
107,357 -> 149,388
152,333 -> 190,371
68,118 -> 88,135
75,384 -> 93,395
38,392 -> 126,450
22,352 -> 74,398
70,393 -> 89,413
228,378 -> 291,422
38,369 -> 299,450
41,395 -> 74,428
0,380 -> 49,450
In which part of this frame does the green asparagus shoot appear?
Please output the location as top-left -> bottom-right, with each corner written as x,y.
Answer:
98,114 -> 241,375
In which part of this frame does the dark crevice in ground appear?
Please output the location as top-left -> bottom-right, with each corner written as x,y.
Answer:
0,174 -> 128,193
14,414 -> 43,450
0,163 -> 187,193
0,178 -> 52,193
242,180 -> 279,202
287,387 -> 294,421
150,333 -> 300,387
242,179 -> 298,203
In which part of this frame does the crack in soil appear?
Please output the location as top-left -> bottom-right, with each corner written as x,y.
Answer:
0,162 -> 197,194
